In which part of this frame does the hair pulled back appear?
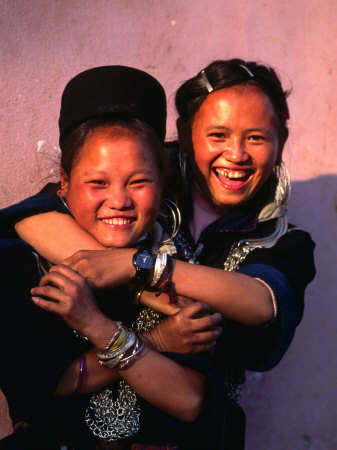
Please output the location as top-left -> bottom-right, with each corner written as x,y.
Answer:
60,116 -> 167,179
175,58 -> 290,145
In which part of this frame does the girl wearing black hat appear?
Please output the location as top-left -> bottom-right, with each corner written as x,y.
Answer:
0,66 -> 227,450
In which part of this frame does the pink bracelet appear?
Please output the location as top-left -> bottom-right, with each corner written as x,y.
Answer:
75,355 -> 86,394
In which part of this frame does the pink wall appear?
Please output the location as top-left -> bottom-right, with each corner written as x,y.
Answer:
1,1 -> 336,448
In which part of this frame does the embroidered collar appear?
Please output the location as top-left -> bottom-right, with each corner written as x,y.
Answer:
214,209 -> 259,233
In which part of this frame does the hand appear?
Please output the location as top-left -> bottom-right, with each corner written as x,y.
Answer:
60,248 -> 136,288
140,290 -> 195,316
148,302 -> 222,354
30,264 -> 106,337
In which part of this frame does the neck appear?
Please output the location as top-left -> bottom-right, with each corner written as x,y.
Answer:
189,186 -> 223,243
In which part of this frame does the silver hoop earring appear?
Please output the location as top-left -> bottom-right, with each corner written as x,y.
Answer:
57,193 -> 72,214
274,161 -> 291,207
159,199 -> 182,244
178,146 -> 188,186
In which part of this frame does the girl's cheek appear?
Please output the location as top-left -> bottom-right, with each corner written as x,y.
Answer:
136,187 -> 161,211
84,187 -> 107,203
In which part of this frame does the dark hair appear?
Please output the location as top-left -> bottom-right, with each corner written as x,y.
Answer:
175,58 -> 290,145
60,116 -> 167,179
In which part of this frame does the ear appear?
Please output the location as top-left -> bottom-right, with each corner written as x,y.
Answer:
276,142 -> 284,164
58,168 -> 70,198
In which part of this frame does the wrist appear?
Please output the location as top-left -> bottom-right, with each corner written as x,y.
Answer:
140,330 -> 157,351
131,248 -> 155,286
146,324 -> 167,352
81,316 -> 117,349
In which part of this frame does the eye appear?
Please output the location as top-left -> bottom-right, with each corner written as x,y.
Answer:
247,134 -> 268,143
87,179 -> 107,186
130,178 -> 152,187
208,132 -> 227,139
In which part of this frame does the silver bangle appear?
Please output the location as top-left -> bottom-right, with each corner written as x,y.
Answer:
97,332 -> 136,360
98,336 -> 143,370
99,321 -> 123,352
150,251 -> 168,287
116,338 -> 144,370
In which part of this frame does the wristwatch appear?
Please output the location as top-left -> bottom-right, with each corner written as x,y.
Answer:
132,248 -> 155,286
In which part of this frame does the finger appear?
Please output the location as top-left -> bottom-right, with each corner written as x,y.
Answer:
61,250 -> 94,269
191,312 -> 223,331
183,340 -> 218,355
61,251 -> 83,266
31,285 -> 68,303
49,264 -> 87,284
176,311 -> 222,334
178,301 -> 211,318
39,270 -> 89,293
175,295 -> 195,308
209,312 -> 223,326
59,254 -> 96,284
38,271 -> 73,290
53,264 -> 95,289
190,327 -> 223,344
31,295 -> 63,312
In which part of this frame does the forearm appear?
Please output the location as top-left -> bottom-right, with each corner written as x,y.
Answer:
81,317 -> 204,421
15,212 -> 105,263
171,260 -> 274,325
64,248 -> 275,325
121,346 -> 204,422
55,334 -> 156,396
55,348 -> 120,396
111,254 -> 274,325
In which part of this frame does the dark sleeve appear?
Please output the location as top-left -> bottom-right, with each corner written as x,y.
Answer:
215,228 -> 316,372
0,192 -> 69,239
0,245 -> 90,427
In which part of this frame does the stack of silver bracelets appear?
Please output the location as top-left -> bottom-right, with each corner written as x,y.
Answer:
96,321 -> 144,370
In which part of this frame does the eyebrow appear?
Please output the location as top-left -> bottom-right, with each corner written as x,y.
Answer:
82,168 -> 155,177
206,125 -> 272,134
82,169 -> 107,176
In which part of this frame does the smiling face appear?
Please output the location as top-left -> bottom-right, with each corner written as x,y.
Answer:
182,85 -> 281,213
60,126 -> 162,248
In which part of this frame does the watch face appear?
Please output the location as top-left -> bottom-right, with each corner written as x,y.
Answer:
134,250 -> 154,269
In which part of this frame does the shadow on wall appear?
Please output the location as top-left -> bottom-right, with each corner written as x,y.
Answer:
0,175 -> 336,446
289,174 -> 337,240
242,174 -> 337,450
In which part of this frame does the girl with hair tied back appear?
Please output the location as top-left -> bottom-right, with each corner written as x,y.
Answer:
1,59 -> 315,448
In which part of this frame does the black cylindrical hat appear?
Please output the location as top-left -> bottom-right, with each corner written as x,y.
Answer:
58,65 -> 167,143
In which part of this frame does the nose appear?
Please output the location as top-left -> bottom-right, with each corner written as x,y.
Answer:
104,185 -> 133,210
224,138 -> 249,163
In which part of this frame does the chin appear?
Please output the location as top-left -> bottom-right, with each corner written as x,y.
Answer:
102,239 -> 134,248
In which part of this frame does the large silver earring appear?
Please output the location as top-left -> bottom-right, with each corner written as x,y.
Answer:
258,161 -> 291,223
159,198 -> 181,244
178,146 -> 188,186
274,161 -> 291,208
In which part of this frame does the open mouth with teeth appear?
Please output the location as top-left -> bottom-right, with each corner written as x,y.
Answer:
214,168 -> 252,190
100,217 -> 136,226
